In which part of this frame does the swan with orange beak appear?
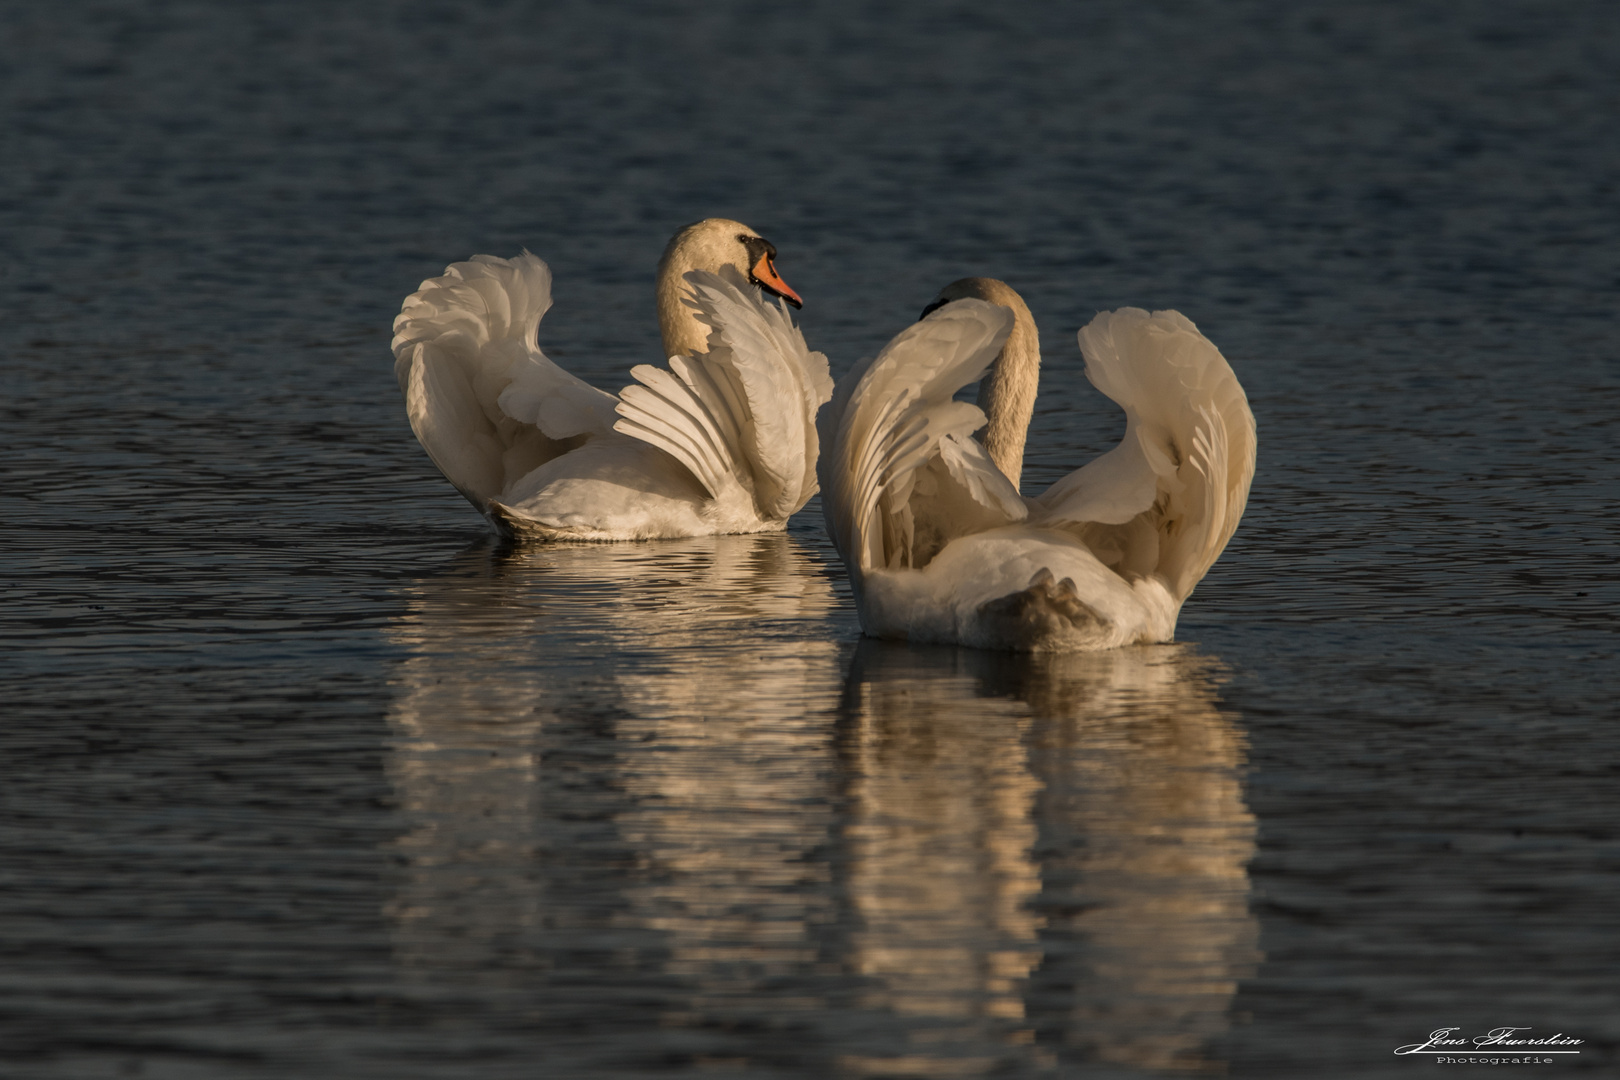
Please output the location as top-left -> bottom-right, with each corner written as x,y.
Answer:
394,219 -> 831,540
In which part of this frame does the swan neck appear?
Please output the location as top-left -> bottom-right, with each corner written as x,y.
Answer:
976,303 -> 1040,492
655,249 -> 711,359
656,221 -> 759,358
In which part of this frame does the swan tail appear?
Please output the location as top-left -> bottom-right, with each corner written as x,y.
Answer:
1035,308 -> 1256,601
975,568 -> 1117,652
392,252 -> 618,504
817,299 -> 1017,575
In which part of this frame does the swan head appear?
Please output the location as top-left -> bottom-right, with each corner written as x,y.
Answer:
659,218 -> 802,309
920,277 -> 1040,493
656,218 -> 802,358
919,277 -> 1029,323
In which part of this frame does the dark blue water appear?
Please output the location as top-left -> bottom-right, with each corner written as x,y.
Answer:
3,2 -> 1617,1076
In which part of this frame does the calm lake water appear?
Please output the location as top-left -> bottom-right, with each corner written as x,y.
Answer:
3,1 -> 1617,1077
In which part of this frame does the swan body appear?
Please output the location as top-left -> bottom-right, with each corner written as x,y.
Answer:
392,219 -> 832,540
818,279 -> 1255,652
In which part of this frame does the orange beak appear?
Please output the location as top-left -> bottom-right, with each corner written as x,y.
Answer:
750,252 -> 803,309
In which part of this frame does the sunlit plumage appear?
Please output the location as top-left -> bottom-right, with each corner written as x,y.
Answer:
818,278 -> 1256,651
392,219 -> 832,540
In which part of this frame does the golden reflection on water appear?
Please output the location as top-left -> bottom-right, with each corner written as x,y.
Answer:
382,533 -> 843,989
839,643 -> 1261,1075
383,540 -> 1257,1075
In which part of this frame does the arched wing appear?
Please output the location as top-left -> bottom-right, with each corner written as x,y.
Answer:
1034,308 -> 1256,600
611,269 -> 834,520
817,299 -> 1024,576
391,252 -> 618,506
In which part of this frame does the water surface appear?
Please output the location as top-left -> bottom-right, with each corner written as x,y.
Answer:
2,1 -> 1617,1076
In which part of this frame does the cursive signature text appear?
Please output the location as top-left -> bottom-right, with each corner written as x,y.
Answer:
1395,1028 -> 1584,1055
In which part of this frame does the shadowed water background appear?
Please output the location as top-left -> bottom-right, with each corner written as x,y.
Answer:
2,1 -> 1617,1077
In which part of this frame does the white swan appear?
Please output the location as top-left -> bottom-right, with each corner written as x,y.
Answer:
392,219 -> 833,540
818,277 -> 1256,652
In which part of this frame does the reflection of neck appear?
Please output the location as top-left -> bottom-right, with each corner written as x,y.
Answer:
975,295 -> 1040,492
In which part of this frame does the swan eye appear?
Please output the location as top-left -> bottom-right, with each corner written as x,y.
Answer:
739,234 -> 777,261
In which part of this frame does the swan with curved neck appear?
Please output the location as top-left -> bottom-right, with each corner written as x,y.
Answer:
393,219 -> 832,541
922,277 -> 1041,491
818,277 -> 1255,652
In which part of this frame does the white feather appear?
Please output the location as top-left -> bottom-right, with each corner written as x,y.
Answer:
817,299 -> 1017,576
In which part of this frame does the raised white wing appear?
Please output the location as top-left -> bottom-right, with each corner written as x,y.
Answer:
612,269 -> 834,520
818,299 -> 1022,576
1034,308 -> 1256,600
392,252 -> 619,506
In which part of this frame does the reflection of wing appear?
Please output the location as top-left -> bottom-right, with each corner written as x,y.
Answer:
391,253 -> 619,507
818,299 -> 1021,575
614,269 -> 834,520
840,641 -> 1260,1074
1035,309 -> 1256,601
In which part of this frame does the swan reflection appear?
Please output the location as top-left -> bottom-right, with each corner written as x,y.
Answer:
383,542 -> 1256,1074
837,641 -> 1260,1075
383,533 -> 844,998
